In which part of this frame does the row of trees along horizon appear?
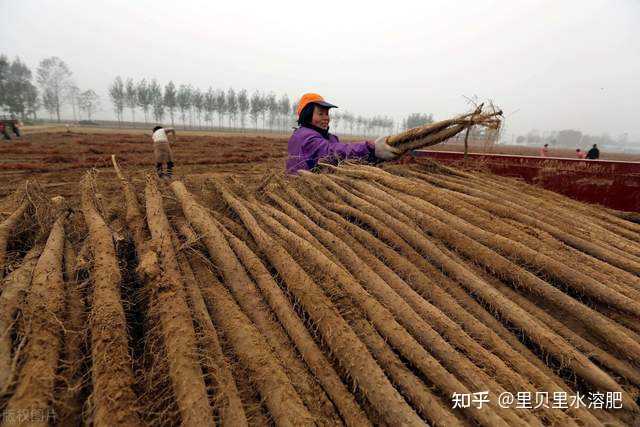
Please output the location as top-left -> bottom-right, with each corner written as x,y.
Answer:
0,54 -> 436,136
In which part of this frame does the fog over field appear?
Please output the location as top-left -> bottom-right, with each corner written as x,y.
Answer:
1,0 -> 639,141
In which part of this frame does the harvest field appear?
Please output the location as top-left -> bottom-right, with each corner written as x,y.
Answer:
0,127 -> 290,199
1,128 -> 640,426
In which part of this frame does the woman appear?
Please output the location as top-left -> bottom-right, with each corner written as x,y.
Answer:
286,93 -> 399,174
539,143 -> 549,158
151,125 -> 176,177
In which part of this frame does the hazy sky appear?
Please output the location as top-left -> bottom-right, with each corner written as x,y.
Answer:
1,0 -> 639,139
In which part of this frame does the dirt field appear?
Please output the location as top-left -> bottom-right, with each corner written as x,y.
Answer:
3,128 -> 636,201
1,128 -> 639,425
0,127 -> 290,199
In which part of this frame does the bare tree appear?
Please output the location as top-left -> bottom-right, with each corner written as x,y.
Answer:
150,79 -> 164,123
108,76 -> 126,125
261,92 -> 273,130
164,81 -> 177,126
226,88 -> 237,129
214,89 -> 226,128
343,111 -> 355,134
367,117 -> 376,136
356,116 -> 365,135
42,88 -> 57,120
265,92 -> 277,131
278,94 -> 290,131
237,89 -> 249,129
36,57 -> 72,122
125,78 -> 137,123
66,84 -> 80,121
250,90 -> 261,130
385,116 -> 395,134
331,110 -> 341,133
137,78 -> 153,124
192,87 -> 204,128
176,84 -> 192,128
78,89 -> 100,121
291,100 -> 298,126
24,84 -> 40,120
204,87 -> 215,129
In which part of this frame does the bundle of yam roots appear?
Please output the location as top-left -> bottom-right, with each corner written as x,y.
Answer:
384,103 -> 502,154
0,154 -> 639,426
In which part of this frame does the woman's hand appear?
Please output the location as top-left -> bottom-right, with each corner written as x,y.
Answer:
374,136 -> 401,160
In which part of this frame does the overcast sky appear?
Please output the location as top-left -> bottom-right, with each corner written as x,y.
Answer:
1,0 -> 639,140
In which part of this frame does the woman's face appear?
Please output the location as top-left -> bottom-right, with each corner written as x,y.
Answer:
311,106 -> 330,129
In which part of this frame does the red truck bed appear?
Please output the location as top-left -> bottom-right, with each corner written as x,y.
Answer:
412,150 -> 640,213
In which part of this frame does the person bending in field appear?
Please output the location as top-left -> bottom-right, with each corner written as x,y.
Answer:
576,148 -> 587,159
286,93 -> 400,175
151,125 -> 176,177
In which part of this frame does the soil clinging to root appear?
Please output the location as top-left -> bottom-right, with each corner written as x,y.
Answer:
1,159 -> 639,426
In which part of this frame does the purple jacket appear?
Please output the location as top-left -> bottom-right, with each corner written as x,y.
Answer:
286,126 -> 374,174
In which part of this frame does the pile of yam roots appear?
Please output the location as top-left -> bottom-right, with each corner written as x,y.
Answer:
1,160 -> 639,426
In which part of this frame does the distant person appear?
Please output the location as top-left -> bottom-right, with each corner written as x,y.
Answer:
539,143 -> 549,157
151,125 -> 176,177
586,144 -> 600,160
9,116 -> 20,138
576,148 -> 587,159
0,122 -> 10,141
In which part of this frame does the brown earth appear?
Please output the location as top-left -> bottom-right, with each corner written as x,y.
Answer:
0,128 -> 290,200
1,128 -> 639,426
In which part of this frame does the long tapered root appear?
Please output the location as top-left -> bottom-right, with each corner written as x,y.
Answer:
2,154 -> 638,426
